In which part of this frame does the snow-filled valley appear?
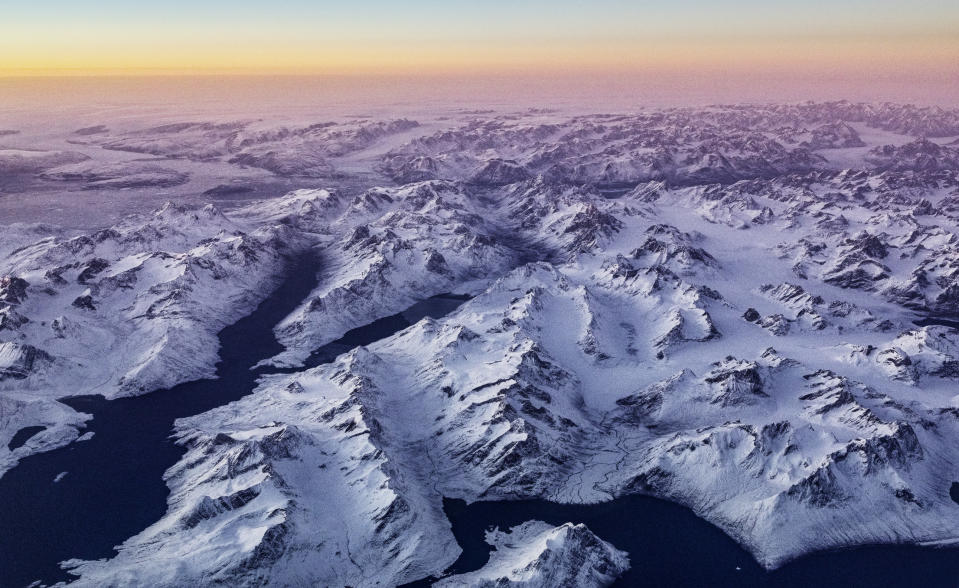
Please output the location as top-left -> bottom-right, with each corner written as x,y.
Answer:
2,101 -> 959,586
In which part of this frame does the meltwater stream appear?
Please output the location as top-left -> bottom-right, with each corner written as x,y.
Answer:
0,254 -> 469,588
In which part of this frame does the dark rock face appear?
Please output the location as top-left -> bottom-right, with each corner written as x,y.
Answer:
469,159 -> 531,186
0,277 -> 32,332
77,258 -> 110,284
71,295 -> 96,311
705,358 -> 767,406
849,234 -> 889,260
0,276 -> 29,304
934,285 -> 959,313
631,224 -> 717,270
786,464 -> 845,507
759,314 -> 791,336
743,308 -> 761,322
0,343 -> 51,380
563,204 -> 623,253
182,487 -> 262,529
425,250 -> 450,275
866,138 -> 959,172
802,122 -> 866,150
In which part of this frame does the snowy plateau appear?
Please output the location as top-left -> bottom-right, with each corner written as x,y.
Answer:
2,102 -> 959,586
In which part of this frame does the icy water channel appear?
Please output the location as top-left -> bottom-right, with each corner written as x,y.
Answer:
1,266 -> 957,587
403,496 -> 959,587
0,254 -> 467,587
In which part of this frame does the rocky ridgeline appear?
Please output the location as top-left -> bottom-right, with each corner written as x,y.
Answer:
435,521 -> 630,587
0,199 -> 312,473
3,102 -> 959,585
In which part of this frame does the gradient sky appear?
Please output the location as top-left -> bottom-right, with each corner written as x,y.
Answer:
2,0 -> 957,76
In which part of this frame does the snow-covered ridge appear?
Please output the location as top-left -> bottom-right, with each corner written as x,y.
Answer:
3,102 -> 959,585
435,521 -> 629,587
62,253 -> 959,581
71,118 -> 422,178
381,102 -> 959,188
0,196 -> 319,474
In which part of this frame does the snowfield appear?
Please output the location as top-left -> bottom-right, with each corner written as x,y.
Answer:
2,101 -> 959,585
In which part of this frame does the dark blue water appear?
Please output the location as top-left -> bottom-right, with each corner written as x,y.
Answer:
403,496 -> 959,588
914,317 -> 959,330
597,183 -> 639,199
2,286 -> 955,587
6,426 -> 45,451
294,293 -> 470,370
0,251 -> 469,588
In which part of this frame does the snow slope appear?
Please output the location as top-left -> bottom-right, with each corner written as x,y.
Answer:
435,521 -> 629,587
3,101 -> 959,584
0,197 -> 316,474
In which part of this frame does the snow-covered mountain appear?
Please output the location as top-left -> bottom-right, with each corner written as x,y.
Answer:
260,181 -> 520,368
70,118 -> 422,179
0,198 -> 316,474
435,521 -> 629,587
3,101 -> 959,586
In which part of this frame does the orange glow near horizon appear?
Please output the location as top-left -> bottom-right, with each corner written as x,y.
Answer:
2,0 -> 957,111
2,33 -> 957,79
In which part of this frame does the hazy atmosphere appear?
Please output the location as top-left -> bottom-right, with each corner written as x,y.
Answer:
2,0 -> 958,107
4,0 -> 958,76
